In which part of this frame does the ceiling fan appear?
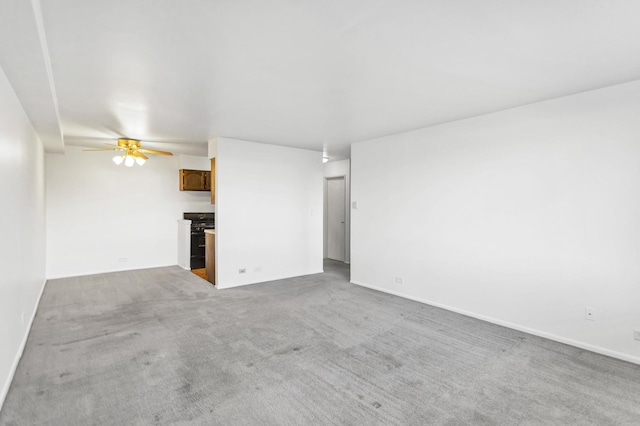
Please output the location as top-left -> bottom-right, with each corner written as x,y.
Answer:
83,138 -> 173,167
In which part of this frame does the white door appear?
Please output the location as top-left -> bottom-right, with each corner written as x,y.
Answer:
327,177 -> 346,262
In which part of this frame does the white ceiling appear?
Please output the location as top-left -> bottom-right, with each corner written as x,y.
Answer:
3,0 -> 640,159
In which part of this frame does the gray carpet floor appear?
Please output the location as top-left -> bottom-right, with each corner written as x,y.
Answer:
1,260 -> 640,425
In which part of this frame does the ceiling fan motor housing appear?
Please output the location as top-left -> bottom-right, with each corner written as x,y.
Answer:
118,138 -> 141,149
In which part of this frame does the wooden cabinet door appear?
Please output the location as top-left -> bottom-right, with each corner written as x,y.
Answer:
203,171 -> 211,191
181,170 -> 202,190
179,169 -> 211,191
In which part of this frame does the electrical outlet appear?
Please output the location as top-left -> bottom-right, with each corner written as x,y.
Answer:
352,201 -> 358,209
239,268 -> 246,274
254,266 -> 262,273
634,330 -> 640,341
395,276 -> 404,284
585,307 -> 595,321
119,257 -> 127,263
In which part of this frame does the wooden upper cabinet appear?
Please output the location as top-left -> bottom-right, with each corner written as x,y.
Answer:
179,169 -> 211,191
210,158 -> 216,204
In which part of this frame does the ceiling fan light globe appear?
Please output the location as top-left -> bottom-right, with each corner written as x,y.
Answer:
135,157 -> 146,166
124,155 -> 135,167
112,155 -> 124,165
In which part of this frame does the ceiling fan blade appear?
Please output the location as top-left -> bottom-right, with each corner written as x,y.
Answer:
82,148 -> 117,151
138,149 -> 173,156
132,151 -> 148,160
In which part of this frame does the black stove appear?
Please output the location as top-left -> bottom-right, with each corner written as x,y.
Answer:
184,212 -> 214,269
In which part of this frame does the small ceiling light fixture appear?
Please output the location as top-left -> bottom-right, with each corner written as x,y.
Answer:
112,155 -> 124,165
124,154 -> 135,167
132,151 -> 146,166
323,156 -> 330,163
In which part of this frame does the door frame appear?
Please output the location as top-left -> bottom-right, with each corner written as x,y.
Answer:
324,175 -> 348,262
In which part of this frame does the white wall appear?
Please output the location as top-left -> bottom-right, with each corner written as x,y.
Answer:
324,159 -> 351,262
46,146 -> 213,278
351,81 -> 640,364
216,138 -> 323,288
0,67 -> 46,407
179,154 -> 210,171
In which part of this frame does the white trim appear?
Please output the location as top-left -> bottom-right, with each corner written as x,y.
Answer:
218,270 -> 325,290
0,278 -> 47,409
46,264 -> 182,280
50,264 -> 323,283
351,279 -> 640,366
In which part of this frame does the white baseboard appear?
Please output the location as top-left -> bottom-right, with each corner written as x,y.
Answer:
0,278 -> 47,410
218,269 -> 325,290
46,263 -> 182,280
351,279 -> 640,366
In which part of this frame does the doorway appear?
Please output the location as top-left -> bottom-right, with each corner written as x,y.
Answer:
326,176 -> 346,262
